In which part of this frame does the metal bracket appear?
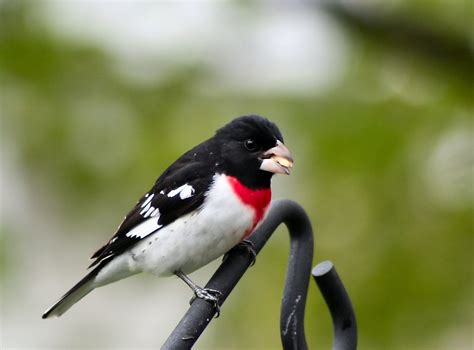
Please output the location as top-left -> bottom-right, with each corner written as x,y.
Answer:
162,199 -> 357,349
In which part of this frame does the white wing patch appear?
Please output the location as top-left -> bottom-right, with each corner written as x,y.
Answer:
125,184 -> 193,239
139,193 -> 161,218
126,217 -> 162,239
167,184 -> 195,200
127,193 -> 163,237
140,193 -> 154,209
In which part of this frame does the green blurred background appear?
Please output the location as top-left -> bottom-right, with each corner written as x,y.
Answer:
0,1 -> 472,349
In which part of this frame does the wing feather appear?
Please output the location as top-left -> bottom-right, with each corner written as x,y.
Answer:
89,158 -> 214,268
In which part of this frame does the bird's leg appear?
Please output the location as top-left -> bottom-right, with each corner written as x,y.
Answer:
175,271 -> 222,317
223,239 -> 257,266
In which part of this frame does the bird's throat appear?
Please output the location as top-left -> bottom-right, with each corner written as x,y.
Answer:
226,176 -> 271,239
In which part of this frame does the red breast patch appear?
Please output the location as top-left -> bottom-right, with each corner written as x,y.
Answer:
227,176 -> 271,239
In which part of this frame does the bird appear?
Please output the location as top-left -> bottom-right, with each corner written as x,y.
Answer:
42,115 -> 293,319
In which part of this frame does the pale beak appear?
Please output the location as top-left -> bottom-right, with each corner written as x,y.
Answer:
260,140 -> 294,175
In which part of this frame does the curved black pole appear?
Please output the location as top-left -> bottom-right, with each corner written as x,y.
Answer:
162,199 -> 314,350
312,261 -> 358,350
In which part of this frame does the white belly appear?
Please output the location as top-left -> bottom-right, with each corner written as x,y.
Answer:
129,174 -> 254,276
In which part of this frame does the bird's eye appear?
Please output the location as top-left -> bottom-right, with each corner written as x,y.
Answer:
244,139 -> 258,152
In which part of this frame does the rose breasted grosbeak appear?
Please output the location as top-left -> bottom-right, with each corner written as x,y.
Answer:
42,115 -> 293,319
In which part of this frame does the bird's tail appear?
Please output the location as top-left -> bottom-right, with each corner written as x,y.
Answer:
42,268 -> 98,319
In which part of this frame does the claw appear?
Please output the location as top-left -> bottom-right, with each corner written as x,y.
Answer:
240,240 -> 257,266
190,287 -> 223,317
176,271 -> 223,318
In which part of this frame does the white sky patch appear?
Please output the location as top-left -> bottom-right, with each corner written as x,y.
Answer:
167,184 -> 195,200
424,123 -> 473,209
39,1 -> 348,94
126,218 -> 162,239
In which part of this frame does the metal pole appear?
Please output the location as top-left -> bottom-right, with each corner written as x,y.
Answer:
312,261 -> 358,350
162,199 -> 314,350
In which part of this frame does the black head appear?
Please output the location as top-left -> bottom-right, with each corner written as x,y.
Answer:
214,115 -> 293,189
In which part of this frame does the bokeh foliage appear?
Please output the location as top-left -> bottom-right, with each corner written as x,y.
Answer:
1,1 -> 472,349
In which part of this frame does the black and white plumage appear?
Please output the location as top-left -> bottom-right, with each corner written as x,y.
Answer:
42,115 -> 293,319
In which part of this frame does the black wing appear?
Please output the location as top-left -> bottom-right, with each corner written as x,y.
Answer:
89,154 -> 215,268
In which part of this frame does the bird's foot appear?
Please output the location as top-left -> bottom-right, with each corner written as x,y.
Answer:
223,239 -> 257,266
190,287 -> 223,317
239,240 -> 257,266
